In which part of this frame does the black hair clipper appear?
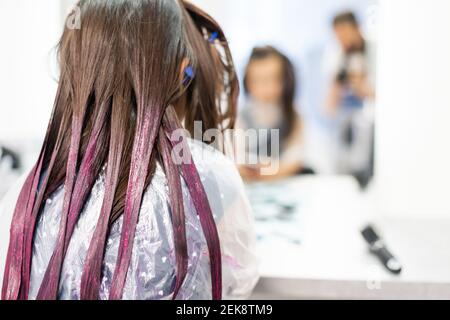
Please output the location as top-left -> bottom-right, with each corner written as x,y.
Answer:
361,225 -> 403,275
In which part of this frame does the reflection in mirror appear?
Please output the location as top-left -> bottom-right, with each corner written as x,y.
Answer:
192,0 -> 450,300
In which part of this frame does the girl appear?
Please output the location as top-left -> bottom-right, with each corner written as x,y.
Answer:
0,0 -> 258,300
238,46 -> 307,181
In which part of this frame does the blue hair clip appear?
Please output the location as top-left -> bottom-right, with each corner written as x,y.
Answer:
208,31 -> 219,43
183,66 -> 195,84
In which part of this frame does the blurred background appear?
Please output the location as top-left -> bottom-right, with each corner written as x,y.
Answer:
1,0 -> 450,299
0,0 -> 378,198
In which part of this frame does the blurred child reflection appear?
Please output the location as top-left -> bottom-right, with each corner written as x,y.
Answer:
324,11 -> 375,187
238,46 -> 309,182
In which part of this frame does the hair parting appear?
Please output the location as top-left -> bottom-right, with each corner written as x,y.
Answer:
107,2 -> 183,299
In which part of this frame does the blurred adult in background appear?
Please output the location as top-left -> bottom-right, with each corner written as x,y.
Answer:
238,46 -> 311,182
324,11 -> 376,187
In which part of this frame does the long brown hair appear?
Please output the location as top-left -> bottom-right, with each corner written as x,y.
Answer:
243,46 -> 297,138
2,0 -> 238,300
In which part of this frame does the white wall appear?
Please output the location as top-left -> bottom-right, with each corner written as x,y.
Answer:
376,0 -> 450,218
0,1 -> 63,143
190,0 -> 377,66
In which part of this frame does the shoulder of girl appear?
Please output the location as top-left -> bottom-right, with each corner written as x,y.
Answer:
188,138 -> 243,186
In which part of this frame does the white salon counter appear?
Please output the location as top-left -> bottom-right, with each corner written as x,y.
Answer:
249,176 -> 450,300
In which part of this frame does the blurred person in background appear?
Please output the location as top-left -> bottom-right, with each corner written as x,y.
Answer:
238,46 -> 311,182
324,11 -> 376,188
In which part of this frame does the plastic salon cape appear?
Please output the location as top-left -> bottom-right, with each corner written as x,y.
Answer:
0,139 -> 259,300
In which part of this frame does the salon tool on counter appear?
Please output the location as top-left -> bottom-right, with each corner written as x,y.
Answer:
361,225 -> 403,275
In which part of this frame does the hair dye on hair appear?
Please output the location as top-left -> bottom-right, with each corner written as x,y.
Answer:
2,0 -> 238,301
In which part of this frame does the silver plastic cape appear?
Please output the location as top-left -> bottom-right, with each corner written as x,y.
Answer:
0,139 -> 259,300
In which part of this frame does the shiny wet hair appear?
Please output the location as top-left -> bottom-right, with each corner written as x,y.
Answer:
2,0 -> 238,300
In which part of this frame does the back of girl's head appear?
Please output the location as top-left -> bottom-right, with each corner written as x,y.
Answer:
43,0 -> 238,221
57,0 -> 237,133
3,0 -> 236,301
